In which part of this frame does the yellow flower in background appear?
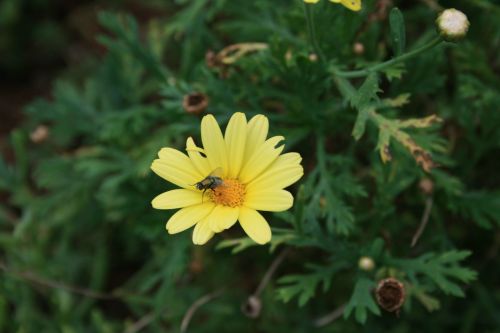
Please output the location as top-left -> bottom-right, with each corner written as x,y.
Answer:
151,113 -> 303,245
304,0 -> 362,12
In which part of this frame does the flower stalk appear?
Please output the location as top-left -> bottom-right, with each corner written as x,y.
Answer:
303,2 -> 325,61
333,36 -> 444,78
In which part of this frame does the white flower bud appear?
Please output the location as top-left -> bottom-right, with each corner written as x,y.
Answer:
358,256 -> 375,271
436,9 -> 470,41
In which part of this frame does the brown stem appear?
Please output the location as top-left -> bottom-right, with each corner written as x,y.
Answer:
180,289 -> 225,333
242,248 -> 291,318
411,197 -> 434,247
313,303 -> 346,327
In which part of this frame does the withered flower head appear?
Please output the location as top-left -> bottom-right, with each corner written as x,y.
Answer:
375,278 -> 405,313
183,92 -> 209,115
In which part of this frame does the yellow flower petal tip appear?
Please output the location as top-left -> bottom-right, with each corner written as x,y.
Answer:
151,113 -> 303,245
306,0 -> 362,11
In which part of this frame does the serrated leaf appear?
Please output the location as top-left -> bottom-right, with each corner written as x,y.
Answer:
276,262 -> 348,306
343,278 -> 381,324
382,62 -> 406,81
352,73 -> 379,110
350,74 -> 379,140
390,251 -> 477,297
216,237 -> 259,254
381,93 -> 411,108
456,191 -> 500,229
413,287 -> 441,312
352,107 -> 371,140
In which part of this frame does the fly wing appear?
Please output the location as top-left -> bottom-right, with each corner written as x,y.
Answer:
209,167 -> 224,178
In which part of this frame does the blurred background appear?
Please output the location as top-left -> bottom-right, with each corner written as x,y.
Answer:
1,0 -> 499,332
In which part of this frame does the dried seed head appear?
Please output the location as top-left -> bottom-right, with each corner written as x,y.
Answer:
241,295 -> 261,318
358,256 -> 375,271
419,178 -> 434,195
375,278 -> 406,313
205,50 -> 221,68
183,93 -> 209,115
436,9 -> 469,41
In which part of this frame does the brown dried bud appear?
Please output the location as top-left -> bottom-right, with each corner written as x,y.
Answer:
30,125 -> 50,143
353,42 -> 365,55
375,278 -> 405,313
241,295 -> 261,318
183,93 -> 209,115
205,50 -> 219,68
419,178 -> 434,195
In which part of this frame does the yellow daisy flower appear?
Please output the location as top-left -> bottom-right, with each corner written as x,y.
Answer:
151,113 -> 304,245
304,0 -> 362,12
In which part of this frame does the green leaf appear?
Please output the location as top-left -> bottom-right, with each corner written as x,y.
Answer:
277,262 -> 348,306
216,237 -> 259,254
390,251 -> 477,297
351,74 -> 379,140
352,73 -> 379,110
352,107 -> 371,141
389,8 -> 406,56
343,278 -> 381,324
456,191 -> 500,228
412,286 -> 441,312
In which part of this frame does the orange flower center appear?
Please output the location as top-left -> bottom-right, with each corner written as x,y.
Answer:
210,179 -> 245,207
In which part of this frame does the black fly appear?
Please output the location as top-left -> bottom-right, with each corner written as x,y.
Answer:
194,167 -> 224,202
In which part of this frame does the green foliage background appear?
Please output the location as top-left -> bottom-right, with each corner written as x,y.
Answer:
1,0 -> 499,332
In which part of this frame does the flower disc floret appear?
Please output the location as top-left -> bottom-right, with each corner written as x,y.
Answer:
210,179 -> 245,207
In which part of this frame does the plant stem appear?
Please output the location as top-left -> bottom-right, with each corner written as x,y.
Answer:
303,2 -> 325,60
334,36 -> 444,78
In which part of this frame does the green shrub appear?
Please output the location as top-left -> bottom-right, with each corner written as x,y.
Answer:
1,0 -> 499,331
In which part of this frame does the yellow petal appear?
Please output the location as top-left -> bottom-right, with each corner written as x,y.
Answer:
247,153 -> 303,192
239,136 -> 285,184
244,189 -> 293,212
304,0 -> 320,3
166,203 -> 214,234
331,0 -> 361,11
152,189 -> 202,209
239,207 -> 271,244
208,205 -> 239,232
225,112 -> 247,178
186,137 -> 212,177
244,115 -> 269,165
151,148 -> 203,189
201,114 -> 228,177
192,215 -> 214,245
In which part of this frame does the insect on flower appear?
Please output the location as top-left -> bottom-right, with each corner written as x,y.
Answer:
194,167 -> 224,203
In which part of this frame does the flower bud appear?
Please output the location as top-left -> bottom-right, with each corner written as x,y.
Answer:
308,53 -> 318,62
358,256 -> 375,271
353,42 -> 365,55
30,125 -> 50,143
436,9 -> 469,41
